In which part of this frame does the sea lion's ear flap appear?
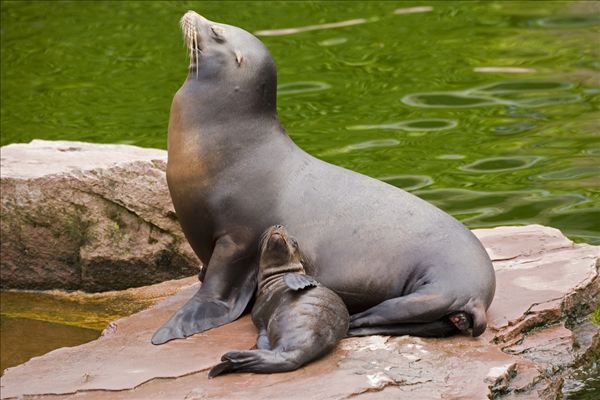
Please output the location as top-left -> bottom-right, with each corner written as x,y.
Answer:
284,273 -> 318,291
235,50 -> 244,66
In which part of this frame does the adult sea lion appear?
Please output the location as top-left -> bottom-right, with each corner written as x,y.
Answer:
151,11 -> 495,345
208,225 -> 349,378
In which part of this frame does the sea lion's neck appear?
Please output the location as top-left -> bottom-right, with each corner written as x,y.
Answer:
182,76 -> 276,119
258,262 -> 304,293
168,78 -> 289,162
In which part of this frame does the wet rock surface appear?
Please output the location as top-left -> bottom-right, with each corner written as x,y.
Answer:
1,225 -> 597,399
0,140 -> 199,291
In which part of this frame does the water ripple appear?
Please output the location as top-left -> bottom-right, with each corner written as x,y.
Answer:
255,17 -> 374,37
319,139 -> 399,156
402,80 -> 582,109
414,188 -> 596,242
460,156 -> 544,173
318,37 -> 348,47
378,174 -> 434,191
532,15 -> 600,28
402,92 -> 500,108
534,166 -> 600,181
278,81 -> 331,96
347,118 -> 458,132
493,122 -> 537,135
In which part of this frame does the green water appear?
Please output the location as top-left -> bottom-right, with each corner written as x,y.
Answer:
0,316 -> 100,374
0,0 -> 599,388
2,0 -> 599,244
0,290 -> 155,372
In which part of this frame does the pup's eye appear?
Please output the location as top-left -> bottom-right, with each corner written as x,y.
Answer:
210,25 -> 226,41
291,239 -> 298,248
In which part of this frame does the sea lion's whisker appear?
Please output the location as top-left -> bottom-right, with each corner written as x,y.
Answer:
258,226 -> 276,253
194,26 -> 199,79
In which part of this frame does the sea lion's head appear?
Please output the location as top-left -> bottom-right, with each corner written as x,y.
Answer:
178,11 -> 277,114
258,225 -> 304,287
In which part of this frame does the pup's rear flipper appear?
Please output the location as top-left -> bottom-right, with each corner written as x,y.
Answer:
208,349 -> 304,378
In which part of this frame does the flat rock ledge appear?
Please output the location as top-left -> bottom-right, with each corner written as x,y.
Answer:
0,140 -> 199,291
1,225 -> 598,399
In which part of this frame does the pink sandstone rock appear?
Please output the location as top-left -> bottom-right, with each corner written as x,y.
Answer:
0,140 -> 199,291
1,225 -> 598,399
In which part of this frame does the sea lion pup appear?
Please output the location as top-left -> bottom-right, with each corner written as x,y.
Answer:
208,225 -> 349,378
152,10 -> 495,345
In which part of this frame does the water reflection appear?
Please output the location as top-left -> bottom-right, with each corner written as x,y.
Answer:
278,81 -> 331,96
436,154 -> 466,160
347,118 -> 457,132
532,15 -> 600,28
513,94 -> 581,107
393,6 -> 434,15
402,92 -> 499,108
1,316 -> 100,373
460,156 -> 544,173
318,37 -> 347,47
1,4 -> 597,240
504,106 -> 547,120
473,80 -> 574,92
535,166 -> 600,181
414,188 -> 596,242
474,67 -> 537,73
584,148 -> 600,156
402,80 -> 582,109
0,289 -> 157,372
379,174 -> 434,191
255,17 -> 374,37
493,122 -> 537,135
321,139 -> 399,155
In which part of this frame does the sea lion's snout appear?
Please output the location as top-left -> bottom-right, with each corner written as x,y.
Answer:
257,226 -> 306,287
266,226 -> 290,251
180,11 -> 214,67
181,10 -> 209,27
180,11 -> 246,77
258,225 -> 297,267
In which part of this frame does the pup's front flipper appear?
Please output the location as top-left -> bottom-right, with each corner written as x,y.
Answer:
284,272 -> 318,291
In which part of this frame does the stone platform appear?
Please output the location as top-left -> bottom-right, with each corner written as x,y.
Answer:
1,225 -> 598,399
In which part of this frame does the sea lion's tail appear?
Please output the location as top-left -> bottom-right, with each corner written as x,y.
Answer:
208,349 -> 304,378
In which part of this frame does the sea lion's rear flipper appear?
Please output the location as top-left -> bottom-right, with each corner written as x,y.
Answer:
348,319 -> 458,338
208,349 -> 304,378
349,289 -> 454,329
284,273 -> 318,291
208,359 -> 234,379
465,301 -> 488,337
151,235 -> 257,345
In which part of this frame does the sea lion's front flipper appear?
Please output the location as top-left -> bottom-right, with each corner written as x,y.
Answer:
152,235 -> 256,345
283,273 -> 318,291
